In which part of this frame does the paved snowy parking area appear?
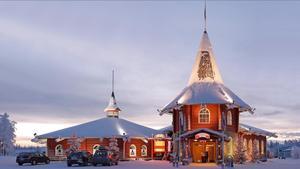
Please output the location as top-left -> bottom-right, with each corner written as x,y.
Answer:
1,157 -> 300,169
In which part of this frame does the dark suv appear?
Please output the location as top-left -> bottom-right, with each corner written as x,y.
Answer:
67,151 -> 92,167
92,148 -> 119,166
16,152 -> 50,166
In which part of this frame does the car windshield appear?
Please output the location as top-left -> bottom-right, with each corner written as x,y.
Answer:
70,152 -> 82,158
19,152 -> 35,157
95,151 -> 107,157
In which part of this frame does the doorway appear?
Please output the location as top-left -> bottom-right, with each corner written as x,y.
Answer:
191,141 -> 216,163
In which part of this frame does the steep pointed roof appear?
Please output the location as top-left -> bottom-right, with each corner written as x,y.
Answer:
160,30 -> 252,114
104,70 -> 121,118
36,117 -> 158,139
104,92 -> 121,114
188,31 -> 223,85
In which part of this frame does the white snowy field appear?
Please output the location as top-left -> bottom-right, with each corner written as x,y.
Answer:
0,156 -> 300,169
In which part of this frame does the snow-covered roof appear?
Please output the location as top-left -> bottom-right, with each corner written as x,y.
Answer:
160,82 -> 252,114
160,31 -> 252,114
177,128 -> 229,141
239,123 -> 277,138
37,117 -> 158,139
157,125 -> 173,133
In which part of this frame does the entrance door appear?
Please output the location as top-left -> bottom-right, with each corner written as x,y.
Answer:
191,142 -> 204,163
191,141 -> 216,163
206,144 -> 216,162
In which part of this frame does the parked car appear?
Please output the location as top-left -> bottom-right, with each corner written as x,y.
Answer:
67,151 -> 92,167
92,147 -> 119,166
16,152 -> 50,166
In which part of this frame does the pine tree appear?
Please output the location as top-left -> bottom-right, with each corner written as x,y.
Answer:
233,135 -> 247,164
108,137 -> 119,153
251,139 -> 260,163
66,134 -> 81,154
0,113 -> 16,156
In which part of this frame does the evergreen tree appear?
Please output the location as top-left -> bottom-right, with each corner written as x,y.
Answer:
233,135 -> 247,164
108,137 -> 119,153
251,139 -> 260,163
0,113 -> 16,156
66,134 -> 81,154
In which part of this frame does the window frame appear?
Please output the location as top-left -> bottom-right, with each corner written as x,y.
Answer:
198,107 -> 210,124
129,144 -> 136,157
227,111 -> 233,126
141,145 -> 147,157
55,144 -> 64,156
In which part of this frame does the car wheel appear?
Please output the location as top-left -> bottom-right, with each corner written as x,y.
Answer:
115,162 -> 118,165
67,162 -> 72,167
92,163 -> 97,166
18,162 -> 23,166
46,159 -> 50,164
31,160 -> 37,165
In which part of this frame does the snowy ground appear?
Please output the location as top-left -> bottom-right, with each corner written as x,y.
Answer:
0,156 -> 300,169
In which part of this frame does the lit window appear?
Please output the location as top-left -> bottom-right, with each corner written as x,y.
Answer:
141,145 -> 147,156
261,140 -> 264,155
227,111 -> 232,125
198,107 -> 210,123
129,144 -> 136,157
93,144 -> 100,155
55,144 -> 64,156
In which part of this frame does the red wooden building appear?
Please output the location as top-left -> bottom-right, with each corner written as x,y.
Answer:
35,72 -> 171,161
159,22 -> 276,164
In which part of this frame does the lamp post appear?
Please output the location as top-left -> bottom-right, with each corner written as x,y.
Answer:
122,133 -> 127,160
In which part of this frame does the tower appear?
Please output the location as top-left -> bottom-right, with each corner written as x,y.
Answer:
104,70 -> 121,118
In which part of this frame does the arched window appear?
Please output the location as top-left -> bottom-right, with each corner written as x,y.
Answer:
129,144 -> 136,157
55,144 -> 64,156
227,111 -> 232,125
198,107 -> 210,123
141,145 -> 147,157
93,144 -> 100,155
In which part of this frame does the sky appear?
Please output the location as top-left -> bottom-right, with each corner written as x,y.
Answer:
0,1 -> 299,146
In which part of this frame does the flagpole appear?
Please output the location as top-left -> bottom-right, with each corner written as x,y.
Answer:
204,0 -> 207,32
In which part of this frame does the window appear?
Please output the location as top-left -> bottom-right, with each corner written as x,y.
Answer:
198,107 -> 210,123
227,111 -> 232,125
55,144 -> 64,156
261,140 -> 265,155
179,111 -> 184,131
141,145 -> 147,157
93,144 -> 100,155
129,144 -> 136,157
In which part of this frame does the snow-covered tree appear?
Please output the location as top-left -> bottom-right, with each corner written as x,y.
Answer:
233,135 -> 247,164
66,134 -> 81,154
251,139 -> 260,163
0,113 -> 16,156
291,146 -> 300,159
108,137 -> 119,153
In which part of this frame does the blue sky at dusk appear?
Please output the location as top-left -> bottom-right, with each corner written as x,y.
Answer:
0,1 -> 299,145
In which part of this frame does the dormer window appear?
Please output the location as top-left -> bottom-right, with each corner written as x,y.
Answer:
227,111 -> 232,126
198,107 -> 210,124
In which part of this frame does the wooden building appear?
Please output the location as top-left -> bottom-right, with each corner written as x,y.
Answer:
35,72 -> 171,161
159,21 -> 276,164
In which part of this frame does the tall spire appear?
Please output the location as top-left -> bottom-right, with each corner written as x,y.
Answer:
187,1 -> 223,85
204,0 -> 207,32
104,70 -> 121,118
